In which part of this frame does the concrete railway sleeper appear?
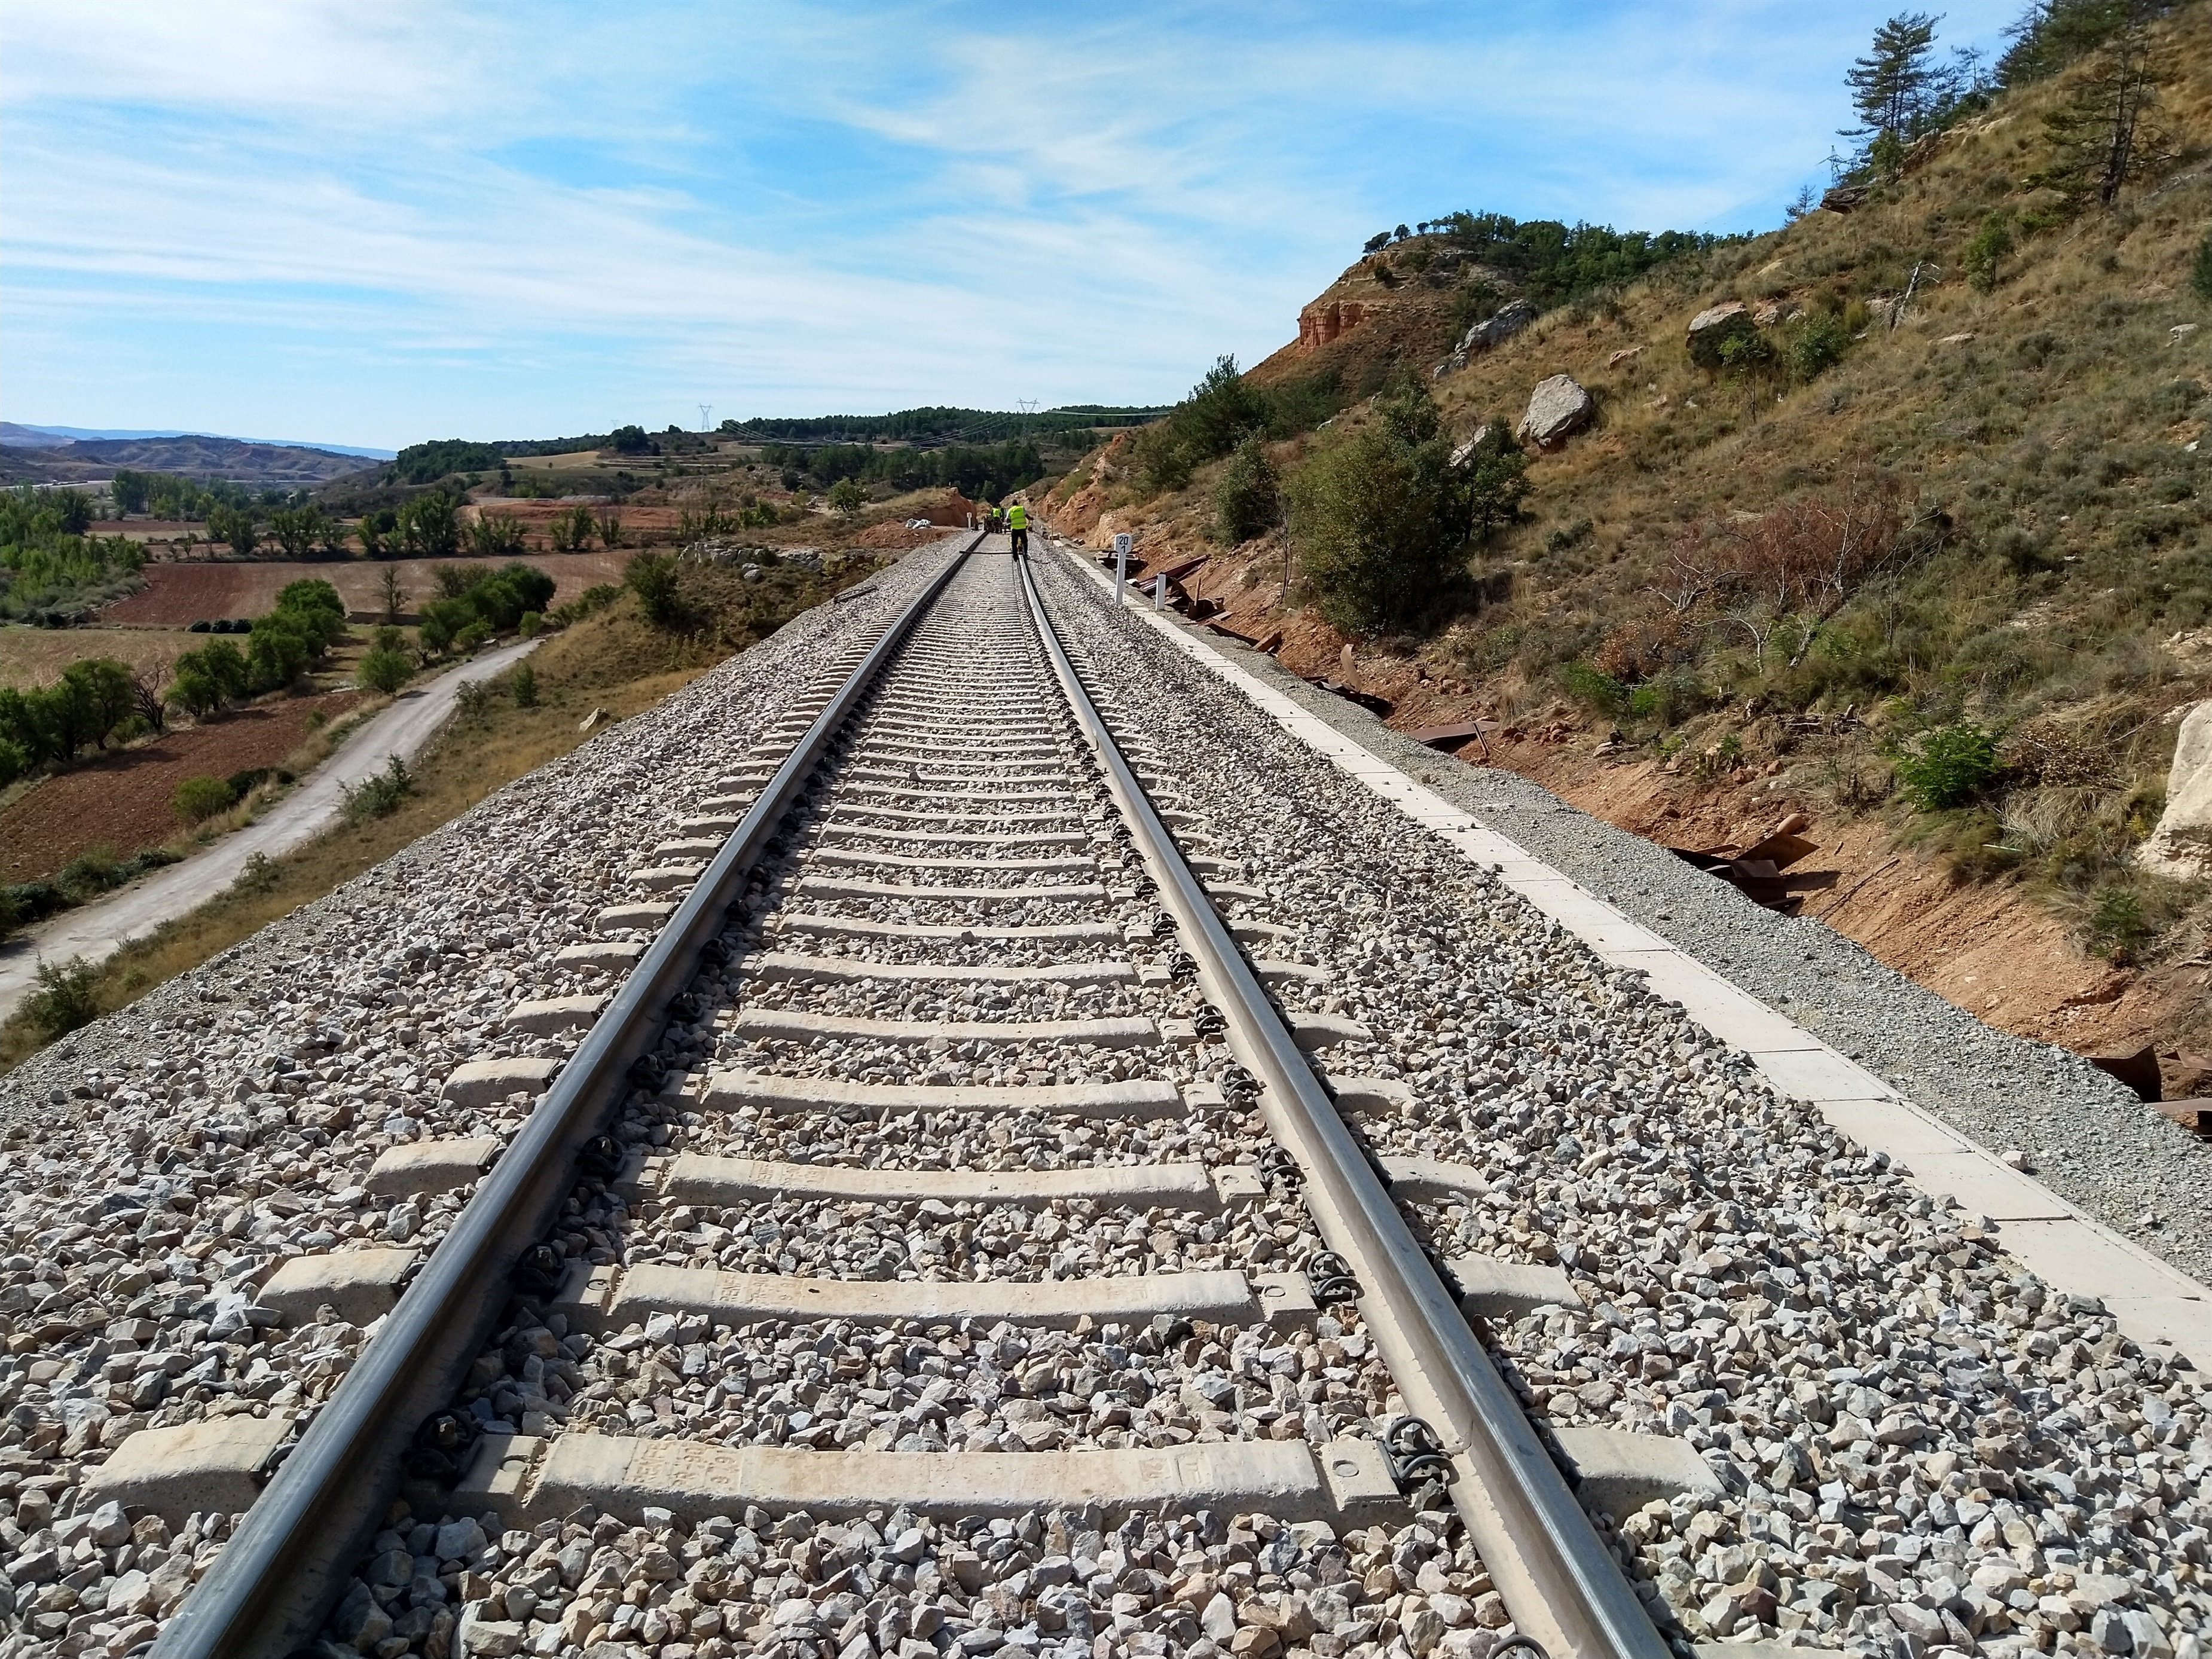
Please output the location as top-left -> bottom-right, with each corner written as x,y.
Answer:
63,534 -> 1681,1659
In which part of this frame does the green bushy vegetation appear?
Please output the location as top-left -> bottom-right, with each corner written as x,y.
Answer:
386,439 -> 505,486
0,488 -> 145,625
171,775 -> 237,824
107,470 -> 255,521
1287,380 -> 1526,635
1062,1 -> 2212,976
1368,212 -> 1739,309
1213,437 -> 1282,545
0,659 -> 143,784
167,579 -> 347,717
340,754 -> 414,823
417,563 -> 557,655
759,438 -> 1046,503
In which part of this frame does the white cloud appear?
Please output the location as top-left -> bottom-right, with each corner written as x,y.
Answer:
0,0 -> 2034,442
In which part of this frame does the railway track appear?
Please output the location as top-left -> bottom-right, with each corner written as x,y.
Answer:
11,528 -> 2202,1659
127,537 -> 1675,1658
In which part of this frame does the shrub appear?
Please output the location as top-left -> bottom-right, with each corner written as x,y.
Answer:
24,957 -> 100,1040
2089,884 -> 2153,966
548,504 -> 597,554
468,512 -> 528,558
1285,379 -> 1477,635
1214,437 -> 1281,545
626,552 -> 687,628
1786,311 -> 1852,383
509,663 -> 538,708
358,647 -> 413,695
451,619 -> 492,653
1962,211 -> 2014,292
341,754 -> 414,822
454,680 -> 494,719
2193,229 -> 2212,305
518,610 -> 543,638
1560,661 -> 1628,714
1894,720 -> 2000,810
172,774 -> 237,824
828,478 -> 865,515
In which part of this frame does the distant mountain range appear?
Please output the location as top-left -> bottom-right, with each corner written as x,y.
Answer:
0,429 -> 384,490
0,421 -> 393,460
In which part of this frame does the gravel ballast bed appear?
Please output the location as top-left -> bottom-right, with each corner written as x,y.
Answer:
1034,551 -> 2212,1658
0,538 -> 970,1655
1087,554 -> 2212,1288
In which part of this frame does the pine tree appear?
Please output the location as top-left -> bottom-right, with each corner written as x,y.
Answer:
2030,8 -> 2171,207
1845,13 -> 1944,156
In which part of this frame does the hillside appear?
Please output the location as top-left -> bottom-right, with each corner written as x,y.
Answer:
1044,2 -> 2212,1068
0,434 -> 375,487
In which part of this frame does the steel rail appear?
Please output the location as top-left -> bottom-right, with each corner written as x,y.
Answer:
1014,549 -> 1670,1659
154,533 -> 982,1659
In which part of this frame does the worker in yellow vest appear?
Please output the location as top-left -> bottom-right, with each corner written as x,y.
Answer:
1006,500 -> 1029,556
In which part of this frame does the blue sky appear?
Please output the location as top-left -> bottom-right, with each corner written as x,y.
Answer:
0,1 -> 2024,451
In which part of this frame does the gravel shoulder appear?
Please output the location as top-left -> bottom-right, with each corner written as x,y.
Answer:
1077,557 -> 2212,1292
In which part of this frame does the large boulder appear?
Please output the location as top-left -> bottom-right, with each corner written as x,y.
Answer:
1686,300 -> 1756,368
1516,376 -> 1594,450
2138,701 -> 2212,877
1458,299 -> 1539,355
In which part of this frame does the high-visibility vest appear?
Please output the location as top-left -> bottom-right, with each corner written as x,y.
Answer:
1007,504 -> 1028,530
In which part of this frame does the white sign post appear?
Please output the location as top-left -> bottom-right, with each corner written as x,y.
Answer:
1153,573 -> 1166,610
1113,533 -> 1133,604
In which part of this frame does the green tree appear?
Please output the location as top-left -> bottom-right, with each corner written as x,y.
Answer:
111,470 -> 151,515
509,662 -> 538,708
246,616 -> 311,692
207,503 -> 258,557
1214,436 -> 1281,545
396,493 -> 459,557
357,646 -> 413,695
2193,229 -> 2212,303
273,578 -> 347,650
268,506 -> 328,559
51,659 -> 135,753
596,509 -> 625,548
1286,380 -> 1479,636
548,504 -> 596,553
1845,13 -> 1944,159
827,477 -> 865,515
25,957 -> 100,1040
2030,13 -> 2169,208
468,511 -> 528,557
1457,421 -> 1531,541
168,638 -> 251,718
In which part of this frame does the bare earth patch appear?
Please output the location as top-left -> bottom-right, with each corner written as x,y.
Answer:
0,692 -> 361,883
99,554 -> 631,627
0,626 -> 195,689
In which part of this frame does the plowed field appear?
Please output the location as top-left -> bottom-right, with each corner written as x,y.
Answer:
0,693 -> 360,882
100,555 -> 630,626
